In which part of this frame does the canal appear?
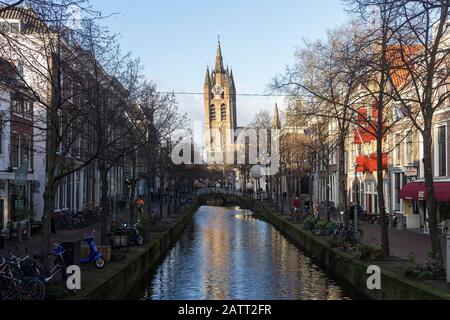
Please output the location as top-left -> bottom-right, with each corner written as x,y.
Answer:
141,206 -> 352,300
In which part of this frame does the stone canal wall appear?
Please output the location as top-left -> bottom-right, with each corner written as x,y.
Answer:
258,203 -> 450,300
67,199 -> 200,300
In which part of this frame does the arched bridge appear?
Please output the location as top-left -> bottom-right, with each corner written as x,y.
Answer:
193,188 -> 266,211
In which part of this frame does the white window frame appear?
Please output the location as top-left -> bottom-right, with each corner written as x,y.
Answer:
434,123 -> 448,177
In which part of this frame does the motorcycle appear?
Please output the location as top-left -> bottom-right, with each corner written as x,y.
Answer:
111,223 -> 144,246
81,232 -> 105,269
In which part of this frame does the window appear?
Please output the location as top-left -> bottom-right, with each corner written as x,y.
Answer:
0,114 -> 3,155
405,133 -> 413,165
24,101 -> 32,119
366,105 -> 373,122
12,99 -> 23,115
22,135 -> 31,170
11,98 -> 32,119
438,126 -> 447,177
11,132 -> 19,168
76,134 -> 81,158
221,104 -> 226,121
0,21 -> 20,33
210,105 -> 216,121
394,173 -> 404,211
395,134 -> 402,165
356,143 -> 362,157
67,174 -> 72,209
57,110 -> 63,155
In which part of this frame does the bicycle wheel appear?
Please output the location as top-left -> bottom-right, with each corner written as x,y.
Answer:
24,277 -> 46,301
356,229 -> 364,242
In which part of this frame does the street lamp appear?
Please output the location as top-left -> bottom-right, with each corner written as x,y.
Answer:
354,163 -> 359,237
251,165 -> 264,200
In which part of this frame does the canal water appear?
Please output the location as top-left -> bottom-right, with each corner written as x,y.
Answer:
141,206 -> 351,300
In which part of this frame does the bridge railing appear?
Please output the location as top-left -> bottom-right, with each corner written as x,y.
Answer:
194,188 -> 269,201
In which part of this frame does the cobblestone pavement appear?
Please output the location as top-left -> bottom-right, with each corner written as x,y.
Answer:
271,198 -> 447,265
0,201 -> 169,257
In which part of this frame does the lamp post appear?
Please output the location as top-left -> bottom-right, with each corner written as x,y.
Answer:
251,165 -> 264,201
354,163 -> 359,237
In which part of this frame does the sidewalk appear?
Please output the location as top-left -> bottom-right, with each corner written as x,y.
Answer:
270,198 -> 446,265
361,223 -> 447,264
0,200 -> 168,257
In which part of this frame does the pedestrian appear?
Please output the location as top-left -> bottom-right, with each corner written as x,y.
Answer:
293,197 -> 300,220
313,201 -> 320,218
136,195 -> 145,215
304,199 -> 310,216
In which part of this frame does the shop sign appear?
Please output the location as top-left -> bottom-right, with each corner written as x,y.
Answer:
405,167 -> 418,177
418,191 -> 425,200
15,199 -> 25,211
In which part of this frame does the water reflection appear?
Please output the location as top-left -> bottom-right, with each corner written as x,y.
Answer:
142,206 -> 350,300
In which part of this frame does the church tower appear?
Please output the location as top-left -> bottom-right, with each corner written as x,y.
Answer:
204,38 -> 237,163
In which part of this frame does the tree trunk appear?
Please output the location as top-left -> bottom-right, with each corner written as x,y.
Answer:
423,130 -> 443,263
99,161 -> 109,245
41,103 -> 59,273
280,173 -> 285,214
129,180 -> 137,224
338,136 -> 349,224
376,136 -> 390,257
325,170 -> 330,221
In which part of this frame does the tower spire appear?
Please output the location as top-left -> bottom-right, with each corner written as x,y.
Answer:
272,103 -> 281,130
204,66 -> 211,87
215,36 -> 224,73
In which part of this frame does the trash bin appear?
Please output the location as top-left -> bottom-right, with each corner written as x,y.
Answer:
61,241 -> 81,280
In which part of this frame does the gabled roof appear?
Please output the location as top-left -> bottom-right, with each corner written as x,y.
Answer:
0,6 -> 47,34
387,44 -> 424,90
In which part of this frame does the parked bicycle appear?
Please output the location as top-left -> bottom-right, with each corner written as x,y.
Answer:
0,253 -> 45,301
329,223 -> 364,250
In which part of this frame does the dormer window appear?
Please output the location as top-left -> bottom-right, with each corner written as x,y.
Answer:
0,20 -> 20,33
11,98 -> 33,119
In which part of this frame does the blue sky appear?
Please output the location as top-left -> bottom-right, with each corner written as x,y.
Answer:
90,0 -> 349,127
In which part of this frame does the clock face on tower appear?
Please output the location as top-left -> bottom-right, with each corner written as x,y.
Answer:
212,84 -> 224,99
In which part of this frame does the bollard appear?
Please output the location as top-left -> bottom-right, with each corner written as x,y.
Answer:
16,222 -> 22,242
447,236 -> 450,286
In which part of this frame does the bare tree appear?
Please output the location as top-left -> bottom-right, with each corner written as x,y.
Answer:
368,0 -> 450,262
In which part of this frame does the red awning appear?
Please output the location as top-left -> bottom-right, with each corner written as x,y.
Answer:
400,182 -> 450,202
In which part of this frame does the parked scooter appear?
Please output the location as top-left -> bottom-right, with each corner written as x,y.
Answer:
81,232 -> 105,269
111,223 -> 144,246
